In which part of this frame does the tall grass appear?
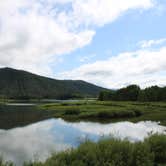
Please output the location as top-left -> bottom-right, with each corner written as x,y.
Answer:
146,134 -> 166,164
0,157 -> 13,166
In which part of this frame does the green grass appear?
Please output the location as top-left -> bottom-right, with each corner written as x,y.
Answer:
38,101 -> 166,125
1,134 -> 162,166
0,157 -> 13,166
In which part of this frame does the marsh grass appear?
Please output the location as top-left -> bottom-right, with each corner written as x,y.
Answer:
0,157 -> 13,166
64,108 -> 80,115
39,101 -> 166,125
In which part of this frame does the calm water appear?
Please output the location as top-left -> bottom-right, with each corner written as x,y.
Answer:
0,105 -> 166,165
6,103 -> 36,106
0,119 -> 166,165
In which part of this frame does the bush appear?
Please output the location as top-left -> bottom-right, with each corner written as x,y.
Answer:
97,139 -> 133,166
97,109 -> 142,119
132,142 -> 154,166
146,134 -> 166,164
64,108 -> 80,115
41,135 -> 165,166
133,109 -> 143,116
0,157 -> 14,166
97,111 -> 111,118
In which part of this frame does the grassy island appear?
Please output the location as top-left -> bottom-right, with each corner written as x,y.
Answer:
39,100 -> 166,126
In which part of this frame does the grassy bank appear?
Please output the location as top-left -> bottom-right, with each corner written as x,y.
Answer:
1,134 -> 165,166
39,101 -> 166,125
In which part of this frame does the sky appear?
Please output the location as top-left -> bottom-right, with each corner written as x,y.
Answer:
0,0 -> 166,89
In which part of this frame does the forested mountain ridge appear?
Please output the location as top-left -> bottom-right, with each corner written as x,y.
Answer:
0,67 -> 105,99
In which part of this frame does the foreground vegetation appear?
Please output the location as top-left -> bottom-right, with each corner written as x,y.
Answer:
39,101 -> 166,125
0,134 -> 165,166
27,134 -> 166,166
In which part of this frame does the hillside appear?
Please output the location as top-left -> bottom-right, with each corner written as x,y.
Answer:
0,67 -> 105,99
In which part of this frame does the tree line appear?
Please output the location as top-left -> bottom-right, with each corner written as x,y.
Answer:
98,85 -> 166,101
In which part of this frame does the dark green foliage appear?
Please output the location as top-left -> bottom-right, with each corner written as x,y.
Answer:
131,142 -> 154,166
146,134 -> 166,164
0,67 -> 106,100
98,90 -> 116,101
116,85 -> 140,101
138,86 -> 166,102
64,108 -> 80,115
96,109 -> 141,119
98,85 -> 140,101
98,84 -> 166,102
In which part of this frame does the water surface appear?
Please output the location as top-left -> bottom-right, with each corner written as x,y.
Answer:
0,118 -> 165,166
6,103 -> 36,106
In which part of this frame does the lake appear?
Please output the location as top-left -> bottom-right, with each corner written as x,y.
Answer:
0,104 -> 166,165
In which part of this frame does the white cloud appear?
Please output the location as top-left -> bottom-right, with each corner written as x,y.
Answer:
0,0 -> 95,75
69,121 -> 166,141
0,119 -> 70,166
70,0 -> 154,27
59,46 -> 166,89
0,0 -> 154,75
139,38 -> 166,48
79,54 -> 96,62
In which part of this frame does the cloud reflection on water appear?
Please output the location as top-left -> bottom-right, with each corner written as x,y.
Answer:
0,119 -> 165,165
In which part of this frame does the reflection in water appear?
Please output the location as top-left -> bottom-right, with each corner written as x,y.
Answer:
0,118 -> 165,165
0,119 -> 70,166
6,103 -> 36,106
0,105 -> 51,129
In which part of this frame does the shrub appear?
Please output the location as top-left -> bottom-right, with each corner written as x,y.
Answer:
97,111 -> 111,118
64,108 -> 80,115
146,134 -> 166,164
132,142 -> 154,166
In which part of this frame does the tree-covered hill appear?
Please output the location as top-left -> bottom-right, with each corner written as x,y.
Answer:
0,67 -> 105,99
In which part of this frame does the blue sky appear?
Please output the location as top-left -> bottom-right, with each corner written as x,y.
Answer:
0,0 -> 166,88
55,2 -> 166,73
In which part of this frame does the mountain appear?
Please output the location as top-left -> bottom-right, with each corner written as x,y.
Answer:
0,67 -> 106,99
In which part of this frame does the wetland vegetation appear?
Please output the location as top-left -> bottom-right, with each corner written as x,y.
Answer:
39,100 -> 166,125
25,134 -> 166,166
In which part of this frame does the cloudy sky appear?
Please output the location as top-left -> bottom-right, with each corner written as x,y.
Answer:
0,0 -> 166,89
